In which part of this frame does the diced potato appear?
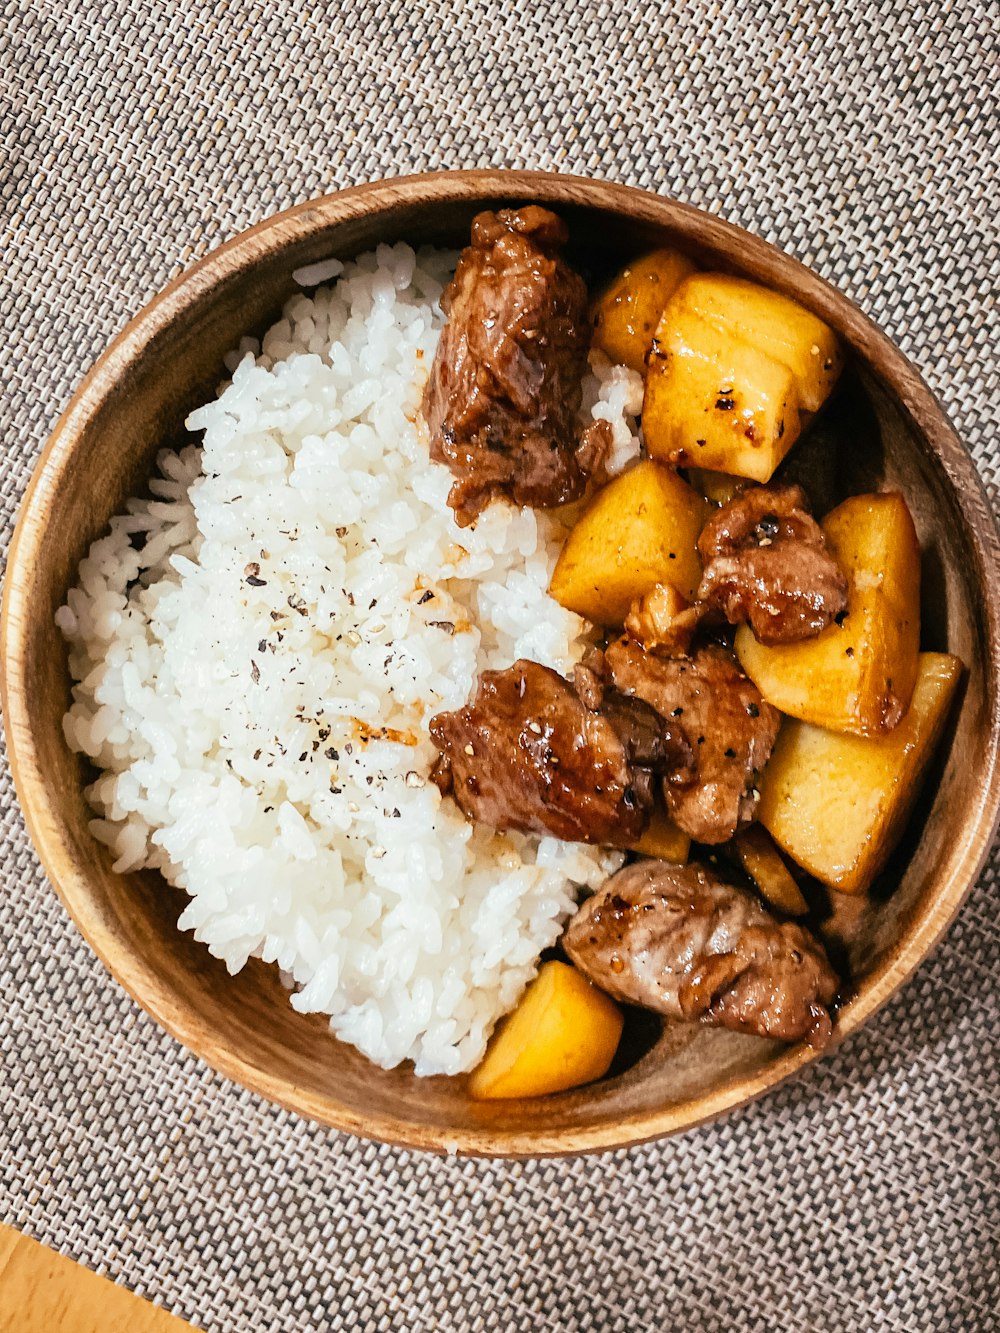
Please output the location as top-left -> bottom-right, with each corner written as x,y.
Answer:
643,306 -> 802,482
758,653 -> 962,893
549,460 -> 708,624
736,492 -> 921,735
734,825 -> 808,915
468,960 -> 624,1100
675,274 -> 842,412
685,467 -> 746,505
592,248 -> 698,374
630,807 -> 691,863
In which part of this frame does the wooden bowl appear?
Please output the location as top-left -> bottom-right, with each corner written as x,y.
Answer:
3,171 -> 999,1157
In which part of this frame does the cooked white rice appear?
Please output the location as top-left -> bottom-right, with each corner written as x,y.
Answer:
57,244 -> 640,1076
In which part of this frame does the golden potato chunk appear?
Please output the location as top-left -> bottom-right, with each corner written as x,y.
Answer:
643,306 -> 802,482
549,459 -> 708,624
736,492 -> 921,735
629,806 -> 691,863
758,653 -> 962,893
592,248 -> 697,374
734,824 -> 808,916
676,274 -> 842,412
468,960 -> 624,1100
685,467 -> 747,505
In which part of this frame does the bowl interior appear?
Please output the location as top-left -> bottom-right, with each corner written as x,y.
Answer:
4,174 -> 998,1155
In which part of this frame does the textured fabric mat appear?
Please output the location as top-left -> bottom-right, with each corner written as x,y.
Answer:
2,2 -> 998,1330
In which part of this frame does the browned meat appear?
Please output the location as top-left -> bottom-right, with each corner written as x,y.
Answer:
428,659 -> 691,846
564,860 -> 838,1046
422,206 -> 605,526
604,638 -> 780,844
696,483 -> 848,644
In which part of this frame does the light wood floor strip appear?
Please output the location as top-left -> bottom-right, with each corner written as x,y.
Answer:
0,1224 -> 195,1333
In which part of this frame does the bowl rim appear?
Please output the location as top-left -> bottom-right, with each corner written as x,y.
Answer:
3,168 -> 999,1157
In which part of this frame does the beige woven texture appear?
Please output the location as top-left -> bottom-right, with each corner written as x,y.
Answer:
2,2 -> 998,1330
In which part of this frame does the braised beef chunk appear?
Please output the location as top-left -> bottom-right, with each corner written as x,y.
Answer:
428,659 -> 691,846
564,861 -> 838,1046
604,638 -> 780,844
429,659 -> 647,845
696,483 -> 848,644
422,206 -> 603,526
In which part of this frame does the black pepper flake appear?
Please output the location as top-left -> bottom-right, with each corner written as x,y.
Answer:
269,610 -> 282,621
747,702 -> 760,717
696,438 -> 706,447
697,735 -> 705,745
369,598 -> 377,610
257,639 -> 267,653
429,620 -> 456,634
392,808 -> 401,818
756,515 -> 780,540
715,396 -> 735,411
668,552 -> 676,560
823,359 -> 833,371
778,420 -> 785,439
623,787 -> 636,809
418,590 -> 435,604
834,610 -> 848,627
325,747 -> 339,760
250,660 -> 260,685
671,706 -> 684,717
246,575 -> 267,587
329,785 -> 342,795
724,747 -> 736,758
298,752 -> 308,762
264,804 -> 273,813
846,647 -> 855,657
253,749 -> 261,760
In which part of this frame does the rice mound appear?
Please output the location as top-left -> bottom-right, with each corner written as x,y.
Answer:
57,244 -> 640,1076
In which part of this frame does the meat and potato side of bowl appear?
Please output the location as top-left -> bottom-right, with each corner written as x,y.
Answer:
2,171 -> 998,1157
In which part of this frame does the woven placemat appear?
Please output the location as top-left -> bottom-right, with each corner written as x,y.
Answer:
2,3 -> 998,1330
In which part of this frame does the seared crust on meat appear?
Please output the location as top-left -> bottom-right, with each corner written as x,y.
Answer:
564,860 -> 838,1046
697,483 -> 848,644
603,638 -> 780,844
422,206 -> 600,526
429,659 -> 691,846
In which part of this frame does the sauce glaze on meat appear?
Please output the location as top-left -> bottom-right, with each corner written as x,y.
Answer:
564,860 -> 838,1046
428,659 -> 691,846
422,206 -> 608,526
603,639 -> 781,844
697,483 -> 848,644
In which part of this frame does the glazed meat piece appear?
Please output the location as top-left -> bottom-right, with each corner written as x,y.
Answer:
564,861 -> 838,1046
429,659 -> 691,846
422,206 -> 608,526
604,638 -> 780,844
697,483 -> 848,644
